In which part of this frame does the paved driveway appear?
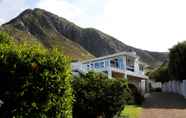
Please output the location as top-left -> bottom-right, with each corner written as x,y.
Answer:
140,92 -> 186,118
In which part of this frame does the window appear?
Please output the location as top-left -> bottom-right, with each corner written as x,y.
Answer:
91,63 -> 94,68
139,64 -> 144,71
118,58 -> 124,69
94,61 -> 105,69
100,62 -> 104,68
127,59 -> 130,63
105,60 -> 109,67
110,59 -> 117,68
87,64 -> 90,69
95,62 -> 99,68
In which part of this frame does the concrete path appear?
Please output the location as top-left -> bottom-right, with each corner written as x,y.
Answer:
140,92 -> 186,118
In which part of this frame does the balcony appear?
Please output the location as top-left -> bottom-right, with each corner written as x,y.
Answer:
126,65 -> 135,72
126,70 -> 148,79
111,67 -> 125,73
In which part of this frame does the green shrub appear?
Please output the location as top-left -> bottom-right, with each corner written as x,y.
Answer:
169,41 -> 186,81
149,63 -> 170,83
73,72 -> 131,118
0,32 -> 73,118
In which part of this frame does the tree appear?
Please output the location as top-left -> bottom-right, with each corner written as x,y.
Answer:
149,63 -> 170,83
73,72 -> 131,118
169,41 -> 186,81
0,32 -> 73,118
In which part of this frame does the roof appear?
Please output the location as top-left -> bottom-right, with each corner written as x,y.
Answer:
81,51 -> 139,63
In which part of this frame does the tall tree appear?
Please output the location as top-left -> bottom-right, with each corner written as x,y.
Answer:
169,41 -> 186,81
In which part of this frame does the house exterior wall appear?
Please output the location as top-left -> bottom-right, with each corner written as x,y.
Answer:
72,53 -> 147,79
127,75 -> 148,94
72,52 -> 148,92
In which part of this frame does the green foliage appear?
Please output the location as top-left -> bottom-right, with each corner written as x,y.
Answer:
0,31 -> 15,45
120,105 -> 142,118
0,32 -> 73,118
169,41 -> 186,81
150,41 -> 186,82
73,71 -> 131,118
149,63 -> 170,82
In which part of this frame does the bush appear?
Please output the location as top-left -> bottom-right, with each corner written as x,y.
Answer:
0,32 -> 73,118
149,63 -> 170,83
169,41 -> 186,81
128,84 -> 144,105
73,72 -> 131,118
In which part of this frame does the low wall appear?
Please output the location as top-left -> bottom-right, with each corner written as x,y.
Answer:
162,80 -> 186,98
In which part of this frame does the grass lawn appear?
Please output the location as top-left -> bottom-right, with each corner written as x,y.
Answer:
120,105 -> 142,118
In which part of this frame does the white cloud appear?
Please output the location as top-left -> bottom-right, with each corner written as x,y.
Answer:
36,0 -> 106,27
36,0 -> 90,27
95,0 -> 186,52
0,18 -> 5,25
0,0 -> 29,23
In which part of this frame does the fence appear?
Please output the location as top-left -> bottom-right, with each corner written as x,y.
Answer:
162,80 -> 186,98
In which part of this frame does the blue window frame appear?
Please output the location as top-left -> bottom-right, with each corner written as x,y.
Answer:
105,60 -> 109,67
100,62 -> 104,68
139,64 -> 144,71
94,61 -> 105,69
95,62 -> 99,68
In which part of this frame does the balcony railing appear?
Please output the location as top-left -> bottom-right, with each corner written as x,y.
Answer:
126,70 -> 148,79
126,65 -> 134,72
111,67 -> 125,73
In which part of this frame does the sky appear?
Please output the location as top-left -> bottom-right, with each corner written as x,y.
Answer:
1,0 -> 186,52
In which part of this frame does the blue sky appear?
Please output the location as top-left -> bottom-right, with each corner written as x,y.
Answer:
1,0 -> 186,52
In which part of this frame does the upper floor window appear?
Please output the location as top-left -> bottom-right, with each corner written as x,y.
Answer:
126,57 -> 135,69
94,61 -> 105,69
110,57 -> 124,69
139,64 -> 144,71
100,62 -> 104,68
95,62 -> 99,68
87,64 -> 90,69
110,59 -> 119,68
91,63 -> 94,68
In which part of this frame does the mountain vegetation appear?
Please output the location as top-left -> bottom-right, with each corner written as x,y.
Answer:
0,8 -> 168,67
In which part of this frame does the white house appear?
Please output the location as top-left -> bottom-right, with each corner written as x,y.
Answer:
72,51 -> 149,93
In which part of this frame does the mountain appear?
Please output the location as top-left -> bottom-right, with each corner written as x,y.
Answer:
0,8 -> 168,67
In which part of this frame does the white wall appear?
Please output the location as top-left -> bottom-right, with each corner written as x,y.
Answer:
150,80 -> 162,89
162,80 -> 186,98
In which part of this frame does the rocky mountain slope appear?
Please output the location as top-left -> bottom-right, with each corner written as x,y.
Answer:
0,8 -> 168,67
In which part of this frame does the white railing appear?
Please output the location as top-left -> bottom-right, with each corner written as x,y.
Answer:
111,67 -> 125,73
126,65 -> 135,72
126,70 -> 148,79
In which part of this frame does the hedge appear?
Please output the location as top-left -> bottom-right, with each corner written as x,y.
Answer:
73,72 -> 132,118
0,32 -> 73,118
